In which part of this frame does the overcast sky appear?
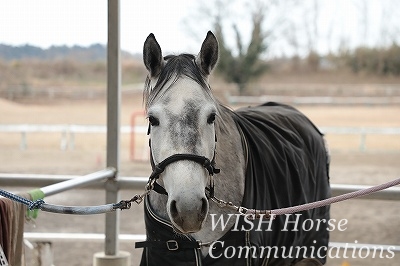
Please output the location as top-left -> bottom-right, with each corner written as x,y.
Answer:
1,0 -> 399,57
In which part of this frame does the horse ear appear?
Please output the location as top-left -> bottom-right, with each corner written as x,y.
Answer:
143,33 -> 164,77
196,31 -> 219,76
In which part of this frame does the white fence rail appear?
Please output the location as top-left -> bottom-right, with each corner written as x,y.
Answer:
319,126 -> 400,152
0,124 -> 146,151
1,124 -> 399,152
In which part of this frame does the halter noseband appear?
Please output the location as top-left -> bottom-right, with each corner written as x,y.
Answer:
148,153 -> 220,198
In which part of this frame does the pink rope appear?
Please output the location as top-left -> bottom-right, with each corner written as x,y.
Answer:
253,177 -> 400,217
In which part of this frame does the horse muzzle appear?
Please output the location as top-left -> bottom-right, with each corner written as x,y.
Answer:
168,195 -> 208,233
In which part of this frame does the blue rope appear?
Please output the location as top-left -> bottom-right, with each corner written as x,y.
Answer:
0,189 -> 44,210
0,188 -> 134,215
29,199 -> 45,210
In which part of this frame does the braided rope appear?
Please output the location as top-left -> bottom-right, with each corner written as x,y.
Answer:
29,199 -> 45,210
0,189 -> 132,215
244,177 -> 400,218
0,189 -> 33,207
39,203 -> 117,214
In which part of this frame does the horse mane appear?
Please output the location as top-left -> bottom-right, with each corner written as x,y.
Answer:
143,54 -> 213,110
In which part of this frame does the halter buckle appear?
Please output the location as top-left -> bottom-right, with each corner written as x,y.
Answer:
166,240 -> 179,251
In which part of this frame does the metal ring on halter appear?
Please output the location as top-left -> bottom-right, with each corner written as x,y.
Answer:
146,178 -> 156,191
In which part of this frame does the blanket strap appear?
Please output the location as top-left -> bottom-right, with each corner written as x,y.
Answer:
135,240 -> 202,251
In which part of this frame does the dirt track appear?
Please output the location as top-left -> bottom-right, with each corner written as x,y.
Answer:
0,96 -> 399,265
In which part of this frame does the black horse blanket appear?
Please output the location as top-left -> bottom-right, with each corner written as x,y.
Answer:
137,102 -> 331,266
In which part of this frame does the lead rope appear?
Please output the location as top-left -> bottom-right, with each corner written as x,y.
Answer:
211,177 -> 400,220
0,188 -> 148,215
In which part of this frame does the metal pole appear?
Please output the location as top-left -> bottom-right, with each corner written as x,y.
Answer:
0,173 -> 148,190
40,168 -> 116,197
104,0 -> 123,258
94,0 -> 130,264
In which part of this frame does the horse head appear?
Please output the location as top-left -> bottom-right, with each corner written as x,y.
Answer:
143,32 -> 219,234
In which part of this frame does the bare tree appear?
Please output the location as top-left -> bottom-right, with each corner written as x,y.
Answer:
184,0 -> 293,94
212,1 -> 269,94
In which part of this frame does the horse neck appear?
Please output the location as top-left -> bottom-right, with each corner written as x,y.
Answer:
213,104 -> 246,207
190,104 -> 246,245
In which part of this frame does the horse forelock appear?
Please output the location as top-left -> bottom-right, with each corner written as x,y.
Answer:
143,53 -> 213,110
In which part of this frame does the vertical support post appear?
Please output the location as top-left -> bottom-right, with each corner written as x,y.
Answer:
105,0 -> 121,256
32,242 -> 53,266
20,131 -> 27,150
360,132 -> 366,152
60,130 -> 67,151
94,0 -> 130,265
69,131 -> 75,150
130,113 -> 135,161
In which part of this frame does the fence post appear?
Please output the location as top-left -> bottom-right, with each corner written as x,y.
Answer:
68,131 -> 75,150
360,131 -> 367,152
60,130 -> 67,151
93,0 -> 130,265
20,132 -> 27,150
31,242 -> 53,266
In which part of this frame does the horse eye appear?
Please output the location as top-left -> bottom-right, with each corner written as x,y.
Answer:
148,115 -> 160,126
207,113 -> 216,124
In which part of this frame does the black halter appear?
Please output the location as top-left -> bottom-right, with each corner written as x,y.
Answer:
147,125 -> 220,198
148,153 -> 220,198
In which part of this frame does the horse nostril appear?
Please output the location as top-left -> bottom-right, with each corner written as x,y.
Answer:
170,200 -> 179,218
200,197 -> 208,217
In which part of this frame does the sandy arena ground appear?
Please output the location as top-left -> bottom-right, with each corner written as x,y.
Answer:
0,94 -> 399,265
